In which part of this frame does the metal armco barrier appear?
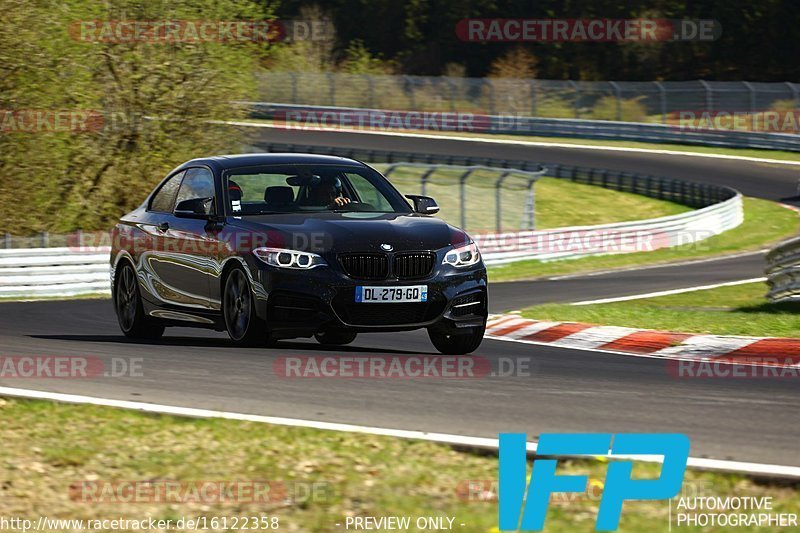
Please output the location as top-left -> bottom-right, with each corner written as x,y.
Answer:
246,102 -> 800,152
0,247 -> 111,298
766,236 -> 800,302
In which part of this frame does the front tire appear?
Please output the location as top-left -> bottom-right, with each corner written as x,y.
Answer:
114,262 -> 164,340
428,324 -> 485,355
223,267 -> 270,346
315,330 -> 358,346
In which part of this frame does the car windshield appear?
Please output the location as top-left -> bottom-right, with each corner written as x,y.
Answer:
224,164 -> 411,215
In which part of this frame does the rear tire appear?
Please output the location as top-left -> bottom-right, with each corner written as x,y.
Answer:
314,330 -> 358,346
428,324 -> 485,355
223,267 -> 271,347
114,262 -> 165,340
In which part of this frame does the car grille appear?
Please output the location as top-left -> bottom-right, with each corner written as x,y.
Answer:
339,251 -> 435,280
339,253 -> 389,280
393,252 -> 435,279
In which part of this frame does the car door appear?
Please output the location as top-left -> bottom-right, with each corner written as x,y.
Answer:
154,167 -> 219,312
140,170 -> 185,307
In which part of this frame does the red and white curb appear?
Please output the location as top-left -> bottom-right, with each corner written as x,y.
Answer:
485,315 -> 800,368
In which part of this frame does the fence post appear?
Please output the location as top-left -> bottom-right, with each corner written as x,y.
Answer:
41,231 -> 49,247
459,169 -> 474,230
654,81 -> 667,124
383,164 -> 397,178
327,72 -> 336,106
494,171 -> 512,232
568,80 -> 580,118
699,79 -> 713,112
609,81 -> 622,121
362,75 -> 375,108
785,82 -> 799,109
529,79 -> 538,116
290,72 -> 298,103
523,173 -> 544,230
420,166 -> 437,196
742,81 -> 756,114
404,76 -> 416,109
3,233 -> 10,249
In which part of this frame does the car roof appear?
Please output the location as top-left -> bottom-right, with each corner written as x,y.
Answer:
180,153 -> 366,172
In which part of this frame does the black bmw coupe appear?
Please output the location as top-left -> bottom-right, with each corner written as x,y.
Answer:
111,153 -> 487,354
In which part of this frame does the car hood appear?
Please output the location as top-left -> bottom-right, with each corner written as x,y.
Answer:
225,212 -> 469,254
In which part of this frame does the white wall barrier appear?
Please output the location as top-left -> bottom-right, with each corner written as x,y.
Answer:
476,193 -> 743,265
0,247 -> 111,298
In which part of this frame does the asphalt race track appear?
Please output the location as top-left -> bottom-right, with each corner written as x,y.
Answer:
1,297 -> 798,467
2,132 -> 798,469
490,251 -> 766,312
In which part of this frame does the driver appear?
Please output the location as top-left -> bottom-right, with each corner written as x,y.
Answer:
307,176 -> 351,209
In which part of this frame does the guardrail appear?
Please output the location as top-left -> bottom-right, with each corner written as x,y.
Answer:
0,247 -> 111,298
245,101 -> 800,152
766,236 -> 800,302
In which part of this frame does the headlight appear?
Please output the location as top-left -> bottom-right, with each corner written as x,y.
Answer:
253,247 -> 327,269
443,242 -> 481,268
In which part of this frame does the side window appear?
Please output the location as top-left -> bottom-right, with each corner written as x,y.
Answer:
149,171 -> 185,213
175,168 -> 215,213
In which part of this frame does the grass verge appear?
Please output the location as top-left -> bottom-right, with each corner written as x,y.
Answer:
1,397 -> 799,532
489,198 -> 799,282
519,281 -> 800,338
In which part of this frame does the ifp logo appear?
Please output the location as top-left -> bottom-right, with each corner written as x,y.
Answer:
499,433 -> 689,531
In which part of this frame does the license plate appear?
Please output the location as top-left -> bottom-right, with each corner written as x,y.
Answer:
355,285 -> 428,303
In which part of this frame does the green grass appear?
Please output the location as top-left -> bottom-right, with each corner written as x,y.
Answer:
372,164 -> 689,232
1,397 -> 799,532
489,197 -> 799,282
520,281 -> 800,338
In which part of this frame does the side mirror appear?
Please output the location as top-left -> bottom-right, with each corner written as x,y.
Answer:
405,194 -> 440,215
175,197 -> 213,218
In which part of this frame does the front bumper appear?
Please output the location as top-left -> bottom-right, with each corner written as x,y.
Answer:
252,258 -> 488,339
